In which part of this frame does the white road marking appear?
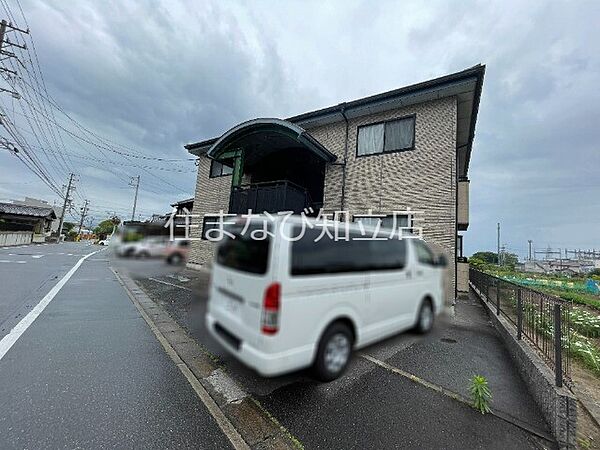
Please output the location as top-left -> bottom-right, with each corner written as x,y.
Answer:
147,277 -> 192,291
0,260 -> 26,264
32,255 -> 44,259
0,250 -> 100,361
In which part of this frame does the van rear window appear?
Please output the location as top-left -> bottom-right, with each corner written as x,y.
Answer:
216,225 -> 271,274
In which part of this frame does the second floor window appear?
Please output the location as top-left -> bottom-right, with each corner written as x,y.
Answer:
357,116 -> 415,156
210,160 -> 234,177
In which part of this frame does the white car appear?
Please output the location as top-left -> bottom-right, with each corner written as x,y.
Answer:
98,239 -> 110,246
117,241 -> 140,257
206,216 -> 447,381
117,237 -> 168,258
134,237 -> 168,258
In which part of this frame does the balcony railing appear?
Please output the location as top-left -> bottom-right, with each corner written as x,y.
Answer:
229,180 -> 311,215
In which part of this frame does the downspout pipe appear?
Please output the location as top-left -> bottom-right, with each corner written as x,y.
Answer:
339,103 -> 349,211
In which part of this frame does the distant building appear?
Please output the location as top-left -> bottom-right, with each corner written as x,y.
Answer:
121,197 -> 194,238
10,197 -> 61,234
522,259 -> 596,275
0,202 -> 57,245
171,197 -> 194,215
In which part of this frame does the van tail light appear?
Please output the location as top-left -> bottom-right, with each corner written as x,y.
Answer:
261,282 -> 280,335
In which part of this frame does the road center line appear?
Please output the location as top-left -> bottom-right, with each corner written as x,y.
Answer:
0,249 -> 101,361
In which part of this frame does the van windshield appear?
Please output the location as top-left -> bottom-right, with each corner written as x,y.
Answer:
215,224 -> 271,274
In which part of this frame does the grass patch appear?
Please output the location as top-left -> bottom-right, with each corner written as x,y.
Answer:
546,289 -> 600,311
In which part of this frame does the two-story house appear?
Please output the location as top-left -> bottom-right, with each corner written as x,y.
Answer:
184,65 -> 485,301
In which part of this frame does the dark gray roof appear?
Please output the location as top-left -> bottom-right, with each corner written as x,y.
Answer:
184,64 -> 485,174
170,197 -> 194,207
0,202 -> 57,219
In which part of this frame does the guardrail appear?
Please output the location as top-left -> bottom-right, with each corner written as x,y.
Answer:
470,268 -> 571,386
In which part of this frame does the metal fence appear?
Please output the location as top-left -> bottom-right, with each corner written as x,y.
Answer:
470,268 -> 571,386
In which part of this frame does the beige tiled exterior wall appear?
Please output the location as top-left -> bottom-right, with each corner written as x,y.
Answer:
187,97 -> 458,299
187,156 -> 232,266
309,97 -> 458,299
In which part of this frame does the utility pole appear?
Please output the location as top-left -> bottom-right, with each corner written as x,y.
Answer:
497,222 -> 500,266
0,19 -> 28,99
558,248 -> 562,270
57,173 -> 75,240
528,240 -> 533,261
77,199 -> 89,235
0,20 -> 7,47
129,175 -> 140,222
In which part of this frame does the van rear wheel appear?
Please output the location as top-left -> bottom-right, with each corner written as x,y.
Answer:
313,322 -> 353,382
415,299 -> 434,334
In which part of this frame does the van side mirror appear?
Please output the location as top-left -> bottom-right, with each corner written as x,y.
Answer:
436,255 -> 448,267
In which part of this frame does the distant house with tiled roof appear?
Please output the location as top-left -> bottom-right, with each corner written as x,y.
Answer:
0,201 -> 57,245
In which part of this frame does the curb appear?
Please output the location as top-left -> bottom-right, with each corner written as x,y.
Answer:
111,268 -> 301,450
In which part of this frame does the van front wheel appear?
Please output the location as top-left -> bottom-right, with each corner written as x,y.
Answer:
313,323 -> 353,382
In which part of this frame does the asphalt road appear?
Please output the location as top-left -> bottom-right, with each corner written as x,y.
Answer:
0,241 -> 96,341
0,242 -> 231,449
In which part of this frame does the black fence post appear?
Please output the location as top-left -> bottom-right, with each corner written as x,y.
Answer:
554,304 -> 563,387
517,289 -> 523,340
496,280 -> 500,316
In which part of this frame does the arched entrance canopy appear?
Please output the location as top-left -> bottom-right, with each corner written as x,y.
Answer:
207,118 -> 335,186
207,118 -> 336,162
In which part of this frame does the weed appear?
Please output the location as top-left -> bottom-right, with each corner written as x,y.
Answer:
469,375 -> 492,414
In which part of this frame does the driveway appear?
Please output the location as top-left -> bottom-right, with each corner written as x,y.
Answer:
132,264 -> 556,449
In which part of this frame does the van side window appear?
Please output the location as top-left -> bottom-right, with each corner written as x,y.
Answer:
290,227 -> 406,275
291,228 -> 365,275
413,240 -> 435,266
370,238 -> 406,270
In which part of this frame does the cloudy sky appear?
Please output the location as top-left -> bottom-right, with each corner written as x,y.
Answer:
0,0 -> 598,258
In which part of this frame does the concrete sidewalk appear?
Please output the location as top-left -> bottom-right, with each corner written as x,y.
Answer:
134,267 -> 556,449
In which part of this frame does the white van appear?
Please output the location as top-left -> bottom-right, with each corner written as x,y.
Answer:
206,216 -> 447,381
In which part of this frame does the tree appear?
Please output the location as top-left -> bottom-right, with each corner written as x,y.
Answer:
94,217 -> 120,239
63,221 -> 76,234
471,251 -> 498,264
502,252 -> 519,268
